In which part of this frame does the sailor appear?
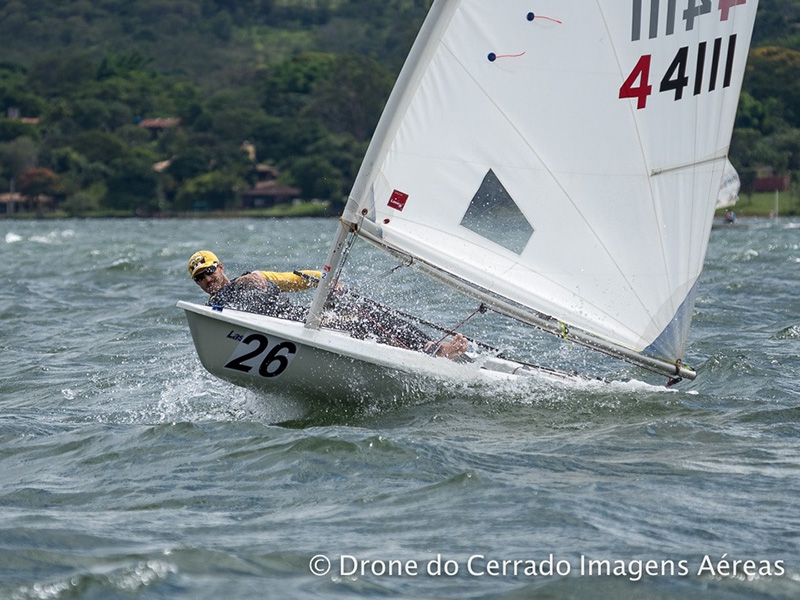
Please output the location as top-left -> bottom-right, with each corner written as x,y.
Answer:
188,250 -> 316,320
187,250 -> 467,359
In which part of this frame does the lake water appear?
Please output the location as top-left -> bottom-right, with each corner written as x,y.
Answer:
1,217 -> 798,599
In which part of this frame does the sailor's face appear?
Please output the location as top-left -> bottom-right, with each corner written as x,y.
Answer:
194,264 -> 227,294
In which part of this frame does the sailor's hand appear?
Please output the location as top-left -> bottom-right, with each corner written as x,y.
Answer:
436,333 -> 468,359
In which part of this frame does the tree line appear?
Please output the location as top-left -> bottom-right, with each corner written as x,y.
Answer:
0,48 -> 396,215
0,0 -> 798,216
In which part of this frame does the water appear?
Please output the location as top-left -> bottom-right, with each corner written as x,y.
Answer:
1,217 -> 798,599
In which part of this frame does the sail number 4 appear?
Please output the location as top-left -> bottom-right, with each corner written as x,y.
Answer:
620,34 -> 737,109
223,330 -> 298,378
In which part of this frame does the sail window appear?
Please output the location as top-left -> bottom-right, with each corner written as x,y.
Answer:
460,169 -> 534,254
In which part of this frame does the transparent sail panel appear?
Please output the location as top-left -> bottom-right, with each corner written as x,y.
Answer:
459,169 -> 533,254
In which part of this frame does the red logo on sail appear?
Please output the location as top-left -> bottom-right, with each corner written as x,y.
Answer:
388,190 -> 409,211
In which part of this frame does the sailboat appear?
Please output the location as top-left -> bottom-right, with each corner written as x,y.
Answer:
716,159 -> 741,210
178,0 -> 759,398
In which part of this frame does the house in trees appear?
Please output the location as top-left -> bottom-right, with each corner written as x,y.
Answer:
752,170 -> 791,192
239,164 -> 300,208
137,117 -> 180,138
0,192 -> 54,215
1,167 -> 61,215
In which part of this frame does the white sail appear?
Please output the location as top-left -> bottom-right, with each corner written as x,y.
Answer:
338,0 -> 758,366
716,159 -> 741,209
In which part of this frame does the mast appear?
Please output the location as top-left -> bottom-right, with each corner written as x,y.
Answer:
305,216 -> 352,330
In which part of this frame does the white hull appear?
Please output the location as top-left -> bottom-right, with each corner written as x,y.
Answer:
177,301 -> 587,402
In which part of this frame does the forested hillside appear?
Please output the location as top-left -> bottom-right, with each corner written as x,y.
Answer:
0,0 -> 798,216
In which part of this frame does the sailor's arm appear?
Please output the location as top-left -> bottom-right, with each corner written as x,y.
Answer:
255,270 -> 322,292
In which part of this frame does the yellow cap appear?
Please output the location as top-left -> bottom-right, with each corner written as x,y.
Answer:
188,250 -> 219,277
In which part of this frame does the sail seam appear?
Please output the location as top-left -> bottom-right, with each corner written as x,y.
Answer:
592,0 -> 671,340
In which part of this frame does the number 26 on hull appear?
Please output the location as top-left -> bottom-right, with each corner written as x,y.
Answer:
619,34 -> 737,109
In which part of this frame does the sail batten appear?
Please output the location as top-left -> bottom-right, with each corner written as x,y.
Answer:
334,0 -> 758,372
651,153 -> 729,176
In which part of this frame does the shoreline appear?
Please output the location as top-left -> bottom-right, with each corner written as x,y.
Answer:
0,196 -> 797,221
2,211 -> 797,221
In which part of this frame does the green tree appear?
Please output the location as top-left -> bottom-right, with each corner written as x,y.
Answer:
735,92 -> 779,135
260,52 -> 336,117
762,128 -> 800,172
205,89 -> 272,143
167,147 -> 215,182
72,131 -> 127,164
288,155 -> 345,202
0,118 -> 40,142
730,128 -> 761,175
0,136 -> 37,181
27,54 -> 95,97
96,51 -> 154,80
303,53 -> 393,141
752,1 -> 800,45
307,132 -> 365,181
744,46 -> 800,127
250,116 -> 328,163
175,171 -> 240,211
208,12 -> 233,41
0,64 -> 46,117
105,150 -> 160,211
71,98 -> 134,132
60,191 -> 101,217
40,146 -> 113,195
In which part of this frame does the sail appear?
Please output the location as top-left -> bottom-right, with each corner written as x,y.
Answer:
342,0 -> 758,364
716,159 -> 741,209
